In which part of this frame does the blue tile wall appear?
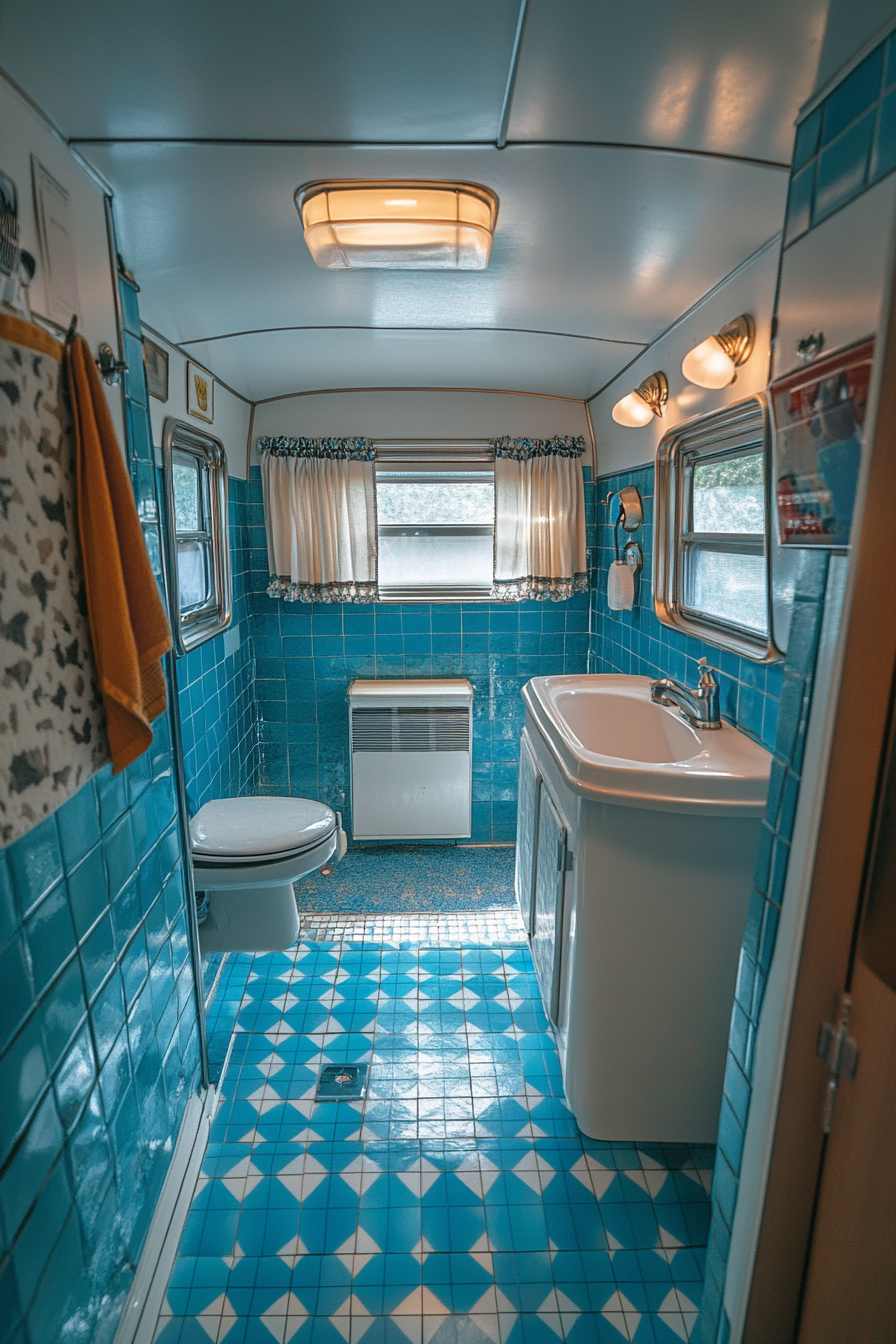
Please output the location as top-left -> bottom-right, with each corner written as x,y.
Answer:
590,465 -> 782,751
0,275 -> 203,1344
785,28 -> 896,247
697,553 -> 829,1344
244,465 -> 595,843
176,476 -> 259,816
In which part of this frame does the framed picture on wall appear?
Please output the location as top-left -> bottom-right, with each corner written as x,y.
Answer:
187,360 -> 214,423
143,337 -> 169,401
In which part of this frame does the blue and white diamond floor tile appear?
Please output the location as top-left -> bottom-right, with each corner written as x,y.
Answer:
161,915 -> 711,1344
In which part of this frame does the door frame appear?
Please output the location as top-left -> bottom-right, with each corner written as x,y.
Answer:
740,226 -> 896,1339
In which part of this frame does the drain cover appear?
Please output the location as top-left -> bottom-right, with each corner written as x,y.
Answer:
315,1063 -> 369,1101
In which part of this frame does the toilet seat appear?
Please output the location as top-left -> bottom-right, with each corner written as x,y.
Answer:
190,796 -> 336,864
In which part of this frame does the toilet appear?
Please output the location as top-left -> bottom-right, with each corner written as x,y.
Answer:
190,796 -> 346,953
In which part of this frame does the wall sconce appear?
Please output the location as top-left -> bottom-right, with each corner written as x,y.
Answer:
681,314 -> 755,389
611,372 -> 668,427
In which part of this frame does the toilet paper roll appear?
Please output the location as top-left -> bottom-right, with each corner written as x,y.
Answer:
607,560 -> 635,611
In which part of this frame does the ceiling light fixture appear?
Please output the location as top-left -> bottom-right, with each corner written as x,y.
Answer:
296,180 -> 499,270
681,314 -> 755,389
612,372 -> 669,427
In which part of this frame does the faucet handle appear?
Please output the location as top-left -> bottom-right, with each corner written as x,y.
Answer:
697,657 -> 716,689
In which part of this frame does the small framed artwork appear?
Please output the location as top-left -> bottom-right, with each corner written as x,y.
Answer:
187,360 -> 214,423
143,337 -> 169,401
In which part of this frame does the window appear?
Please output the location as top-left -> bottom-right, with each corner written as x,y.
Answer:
162,419 -> 232,652
375,443 -> 494,600
655,397 -> 779,660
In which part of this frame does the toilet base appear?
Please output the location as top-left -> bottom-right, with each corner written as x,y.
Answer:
199,880 -> 299,953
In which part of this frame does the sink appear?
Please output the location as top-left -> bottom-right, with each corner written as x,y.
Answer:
522,673 -> 771,813
517,671 -> 773,1140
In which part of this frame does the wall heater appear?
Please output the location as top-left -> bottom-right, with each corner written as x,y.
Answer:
348,679 -> 474,839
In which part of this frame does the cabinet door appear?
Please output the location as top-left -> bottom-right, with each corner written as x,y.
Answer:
515,731 -> 541,935
531,789 -> 567,1026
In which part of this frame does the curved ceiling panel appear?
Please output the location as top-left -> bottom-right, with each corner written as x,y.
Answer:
178,327 -> 639,403
86,141 -> 788,397
0,0 -> 521,142
510,0 -> 829,163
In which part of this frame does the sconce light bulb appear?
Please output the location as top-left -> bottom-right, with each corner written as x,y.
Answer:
681,335 -> 737,389
612,390 -> 655,427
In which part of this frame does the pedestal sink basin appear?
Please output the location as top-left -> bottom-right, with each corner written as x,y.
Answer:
522,672 -> 771,813
516,672 -> 773,1142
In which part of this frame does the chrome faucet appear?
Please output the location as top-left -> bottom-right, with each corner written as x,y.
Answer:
650,658 -> 721,730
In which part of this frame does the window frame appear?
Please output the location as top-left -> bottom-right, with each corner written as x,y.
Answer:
161,417 -> 232,654
374,441 -> 495,602
654,395 -> 782,662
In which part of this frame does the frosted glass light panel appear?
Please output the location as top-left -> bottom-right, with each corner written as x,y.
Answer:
683,451 -> 768,637
376,470 -> 494,599
297,181 -> 498,270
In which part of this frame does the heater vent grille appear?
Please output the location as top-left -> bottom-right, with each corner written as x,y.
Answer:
351,706 -> 471,753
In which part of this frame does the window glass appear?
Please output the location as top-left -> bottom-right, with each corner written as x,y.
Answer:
654,398 -> 777,660
379,531 -> 494,589
691,453 -> 765,533
684,549 -> 768,633
172,452 -> 203,532
163,421 -> 231,653
177,538 -> 212,611
376,466 -> 495,599
377,478 -> 494,524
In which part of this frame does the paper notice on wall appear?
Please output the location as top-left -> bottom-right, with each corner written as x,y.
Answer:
31,157 -> 81,326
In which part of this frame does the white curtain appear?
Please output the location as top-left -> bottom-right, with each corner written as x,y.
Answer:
492,436 -> 588,601
259,438 -> 377,602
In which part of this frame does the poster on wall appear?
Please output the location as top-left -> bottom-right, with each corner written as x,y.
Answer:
31,157 -> 80,326
187,359 -> 214,423
770,339 -> 873,548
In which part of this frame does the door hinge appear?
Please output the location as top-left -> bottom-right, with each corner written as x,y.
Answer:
817,992 -> 859,1133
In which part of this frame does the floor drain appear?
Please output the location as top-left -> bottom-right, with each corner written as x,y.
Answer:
315,1063 -> 369,1101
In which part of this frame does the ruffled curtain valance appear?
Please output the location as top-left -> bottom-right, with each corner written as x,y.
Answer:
490,436 -> 588,602
258,437 -> 377,602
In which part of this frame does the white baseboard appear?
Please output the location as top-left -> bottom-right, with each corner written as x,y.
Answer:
114,1085 -> 217,1344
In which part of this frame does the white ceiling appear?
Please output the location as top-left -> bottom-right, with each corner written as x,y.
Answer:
0,0 -> 831,402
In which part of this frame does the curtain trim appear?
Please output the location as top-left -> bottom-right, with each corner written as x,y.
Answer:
491,435 -> 586,460
492,573 -> 589,602
258,436 -> 376,460
267,577 -> 378,603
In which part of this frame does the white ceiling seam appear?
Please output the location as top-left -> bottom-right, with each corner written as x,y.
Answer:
0,0 -> 827,401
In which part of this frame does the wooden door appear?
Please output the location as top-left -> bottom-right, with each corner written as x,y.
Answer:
797,683 -> 896,1343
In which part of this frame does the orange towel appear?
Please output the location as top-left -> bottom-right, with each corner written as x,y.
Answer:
65,334 -> 172,772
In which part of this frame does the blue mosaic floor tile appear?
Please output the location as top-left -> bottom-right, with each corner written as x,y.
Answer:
294,845 -> 517,914
157,908 -> 712,1344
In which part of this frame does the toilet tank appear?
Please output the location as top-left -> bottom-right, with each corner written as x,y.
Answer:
348,678 -> 473,839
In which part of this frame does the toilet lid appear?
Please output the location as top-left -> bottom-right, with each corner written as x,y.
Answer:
190,796 -> 336,859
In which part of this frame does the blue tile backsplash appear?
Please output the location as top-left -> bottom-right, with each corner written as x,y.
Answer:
238,464 -> 594,843
590,465 -> 782,752
0,276 -> 202,1344
176,476 -> 259,817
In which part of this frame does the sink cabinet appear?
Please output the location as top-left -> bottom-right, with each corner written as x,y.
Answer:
517,702 -> 767,1143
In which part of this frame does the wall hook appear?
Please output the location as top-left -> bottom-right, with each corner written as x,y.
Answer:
96,342 -> 128,385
